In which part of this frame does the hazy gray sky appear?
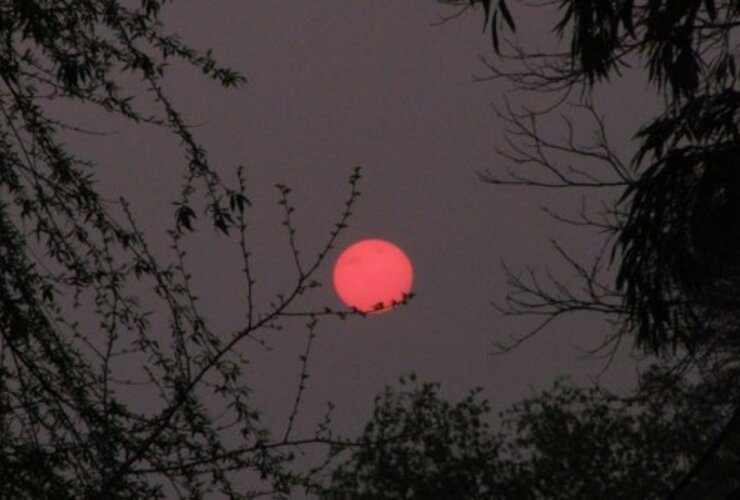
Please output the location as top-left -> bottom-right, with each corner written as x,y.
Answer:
57,1 -> 656,483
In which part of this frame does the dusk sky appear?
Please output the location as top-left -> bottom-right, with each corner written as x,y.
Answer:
53,0 -> 661,480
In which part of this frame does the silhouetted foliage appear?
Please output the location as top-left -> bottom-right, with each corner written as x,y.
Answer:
442,0 -> 740,356
618,88 -> 740,355
322,376 -> 510,499
321,366 -> 740,499
0,2 -> 382,497
439,0 -> 740,495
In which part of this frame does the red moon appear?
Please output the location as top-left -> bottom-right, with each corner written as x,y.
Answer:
332,239 -> 413,313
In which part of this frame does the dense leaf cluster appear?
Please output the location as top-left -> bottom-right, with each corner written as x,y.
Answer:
322,368 -> 740,499
618,88 -> 740,353
324,377 -> 506,499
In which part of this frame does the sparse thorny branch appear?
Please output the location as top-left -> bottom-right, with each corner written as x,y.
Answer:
234,165 -> 258,329
277,182 -> 305,277
96,167 -> 365,496
283,317 -> 319,443
280,292 -> 415,319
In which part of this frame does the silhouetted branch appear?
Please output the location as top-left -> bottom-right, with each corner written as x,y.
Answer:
483,95 -> 631,357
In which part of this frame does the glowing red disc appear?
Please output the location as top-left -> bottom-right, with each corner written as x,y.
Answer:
332,239 -> 413,313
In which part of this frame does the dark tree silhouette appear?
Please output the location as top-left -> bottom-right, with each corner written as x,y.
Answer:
321,366 -> 740,499
442,0 -> 740,356
0,2 -> 392,497
438,0 -> 740,496
436,0 -> 740,386
320,376 -> 510,499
